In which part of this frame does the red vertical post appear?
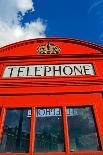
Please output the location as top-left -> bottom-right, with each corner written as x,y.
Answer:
29,107 -> 35,154
0,107 -> 6,143
63,106 -> 70,153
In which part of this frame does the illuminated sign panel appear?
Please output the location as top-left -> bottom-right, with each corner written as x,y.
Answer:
3,64 -> 95,78
27,108 -> 78,117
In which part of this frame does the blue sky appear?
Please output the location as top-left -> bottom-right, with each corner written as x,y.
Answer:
0,0 -> 103,46
30,0 -> 103,45
38,0 -> 103,45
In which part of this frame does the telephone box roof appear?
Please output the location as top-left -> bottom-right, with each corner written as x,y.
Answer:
0,38 -> 103,57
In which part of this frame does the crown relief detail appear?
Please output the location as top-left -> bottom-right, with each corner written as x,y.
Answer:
37,43 -> 61,54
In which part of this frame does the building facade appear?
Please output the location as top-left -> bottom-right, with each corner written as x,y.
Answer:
0,38 -> 103,155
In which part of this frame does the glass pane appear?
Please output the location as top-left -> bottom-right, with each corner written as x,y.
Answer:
0,108 -> 31,153
67,107 -> 100,152
34,108 -> 64,152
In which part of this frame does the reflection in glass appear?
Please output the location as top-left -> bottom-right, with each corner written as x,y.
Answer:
0,109 -> 31,153
67,107 -> 100,152
34,108 -> 64,152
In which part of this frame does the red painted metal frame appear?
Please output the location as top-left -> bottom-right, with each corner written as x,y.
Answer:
0,107 -> 6,143
0,93 -> 103,155
62,107 -> 70,153
29,107 -> 35,154
0,38 -> 103,155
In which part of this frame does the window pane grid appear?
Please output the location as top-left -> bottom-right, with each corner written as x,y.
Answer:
0,106 -> 102,154
66,106 -> 100,152
34,107 -> 65,152
91,106 -> 102,151
0,108 -> 31,153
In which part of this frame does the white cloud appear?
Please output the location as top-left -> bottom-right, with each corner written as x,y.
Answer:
88,0 -> 102,14
0,0 -> 46,47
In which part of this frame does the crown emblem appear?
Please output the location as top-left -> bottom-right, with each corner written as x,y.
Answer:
37,43 -> 61,54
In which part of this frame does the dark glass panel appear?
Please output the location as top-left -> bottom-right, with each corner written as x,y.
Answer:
34,108 -> 64,152
67,107 -> 100,152
0,109 -> 31,153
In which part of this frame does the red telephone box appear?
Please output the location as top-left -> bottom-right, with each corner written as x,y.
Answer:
0,38 -> 103,155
